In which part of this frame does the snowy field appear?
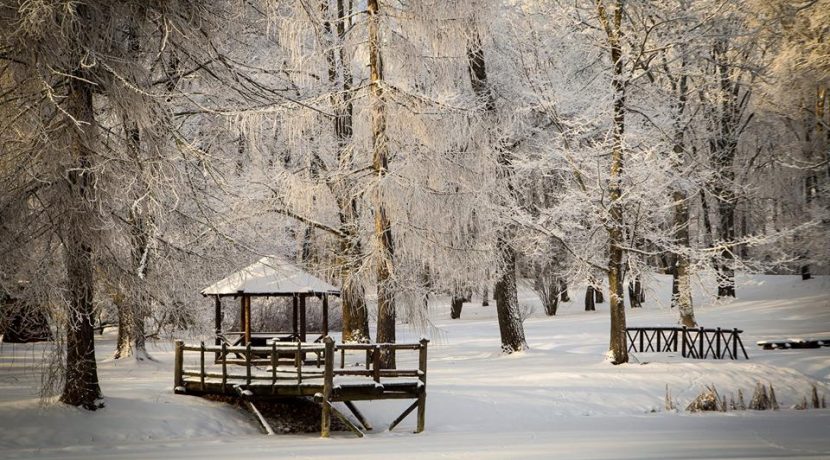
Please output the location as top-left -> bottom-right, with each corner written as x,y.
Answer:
1,274 -> 829,459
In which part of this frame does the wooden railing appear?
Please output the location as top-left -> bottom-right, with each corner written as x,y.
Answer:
173,337 -> 429,435
626,327 -> 749,360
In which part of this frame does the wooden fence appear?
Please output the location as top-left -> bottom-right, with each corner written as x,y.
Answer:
626,327 -> 749,360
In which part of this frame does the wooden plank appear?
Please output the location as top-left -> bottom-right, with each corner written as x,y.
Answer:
388,400 -> 419,431
174,340 -> 184,388
321,337 -> 334,438
235,385 -> 275,436
344,401 -> 372,431
418,338 -> 428,433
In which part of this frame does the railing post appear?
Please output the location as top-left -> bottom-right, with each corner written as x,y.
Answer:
221,342 -> 228,392
200,341 -> 206,391
732,328 -> 738,359
639,330 -> 644,352
246,342 -> 252,386
681,327 -> 687,358
271,341 -> 278,389
297,341 -> 303,384
715,327 -> 722,359
656,329 -> 662,352
372,346 -> 381,383
321,337 -> 334,438
417,338 -> 429,433
174,340 -> 184,389
698,327 -> 705,359
673,328 -> 678,353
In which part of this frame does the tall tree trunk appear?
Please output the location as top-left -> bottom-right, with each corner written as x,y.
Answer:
467,27 -> 527,353
368,0 -> 396,368
325,0 -> 369,342
60,70 -> 102,409
711,40 -> 740,299
598,0 -> 628,364
114,23 -> 151,360
668,58 -> 696,326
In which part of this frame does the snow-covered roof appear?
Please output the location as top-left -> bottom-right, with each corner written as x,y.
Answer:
201,256 -> 339,296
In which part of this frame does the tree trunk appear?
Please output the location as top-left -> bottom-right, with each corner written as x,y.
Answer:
559,280 -> 570,302
532,267 -> 560,316
585,285 -> 596,311
114,21 -> 151,361
467,26 -> 527,353
673,191 -> 697,326
711,40 -> 741,299
113,291 -> 134,359
716,195 -> 736,298
594,286 -> 605,304
368,0 -> 396,368
450,295 -> 464,319
667,50 -> 696,326
494,238 -> 528,352
627,279 -> 642,309
327,0 -> 369,343
598,0 -> 628,364
60,70 -> 102,409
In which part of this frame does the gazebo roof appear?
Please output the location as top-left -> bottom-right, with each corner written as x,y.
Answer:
201,256 -> 339,297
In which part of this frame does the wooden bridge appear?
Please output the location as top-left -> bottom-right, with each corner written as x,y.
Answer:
173,337 -> 428,437
626,326 -> 749,360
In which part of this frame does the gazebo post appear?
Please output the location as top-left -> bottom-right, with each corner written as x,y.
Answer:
322,294 -> 329,337
244,295 -> 252,346
238,292 -> 245,345
299,294 -> 307,342
292,294 -> 299,340
214,295 -> 222,347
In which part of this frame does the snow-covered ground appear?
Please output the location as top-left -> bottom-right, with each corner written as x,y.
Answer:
1,274 -> 829,459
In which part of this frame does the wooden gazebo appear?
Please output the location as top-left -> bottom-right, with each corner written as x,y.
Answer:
201,256 -> 339,346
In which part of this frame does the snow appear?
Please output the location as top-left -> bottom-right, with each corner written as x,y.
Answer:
200,256 -> 339,296
2,274 -> 829,459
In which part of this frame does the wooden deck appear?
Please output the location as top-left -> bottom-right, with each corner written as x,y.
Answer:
173,337 -> 428,437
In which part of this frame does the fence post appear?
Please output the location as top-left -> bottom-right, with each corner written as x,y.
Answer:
221,342 -> 228,392
417,338 -> 429,433
732,328 -> 738,359
321,337 -> 334,438
715,327 -> 722,359
681,327 -> 687,358
372,346 -> 381,383
698,327 -> 705,359
174,340 -> 184,389
246,342 -> 252,386
271,341 -> 277,389
297,341 -> 303,384
200,341 -> 206,391
673,328 -> 678,353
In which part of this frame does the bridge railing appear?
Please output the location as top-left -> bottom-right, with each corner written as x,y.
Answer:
626,326 -> 749,360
